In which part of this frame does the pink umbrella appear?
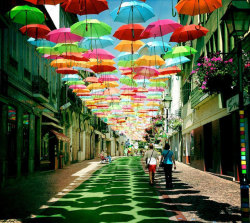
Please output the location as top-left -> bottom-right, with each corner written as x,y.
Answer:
106,96 -> 120,100
99,75 -> 119,82
46,28 -> 83,43
133,74 -> 150,80
82,49 -> 115,59
43,54 -> 63,59
122,105 -> 132,109
134,66 -> 160,77
133,93 -> 147,99
148,87 -> 165,92
69,84 -> 86,89
147,98 -> 161,101
120,85 -> 138,91
140,19 -> 182,39
119,67 -> 133,71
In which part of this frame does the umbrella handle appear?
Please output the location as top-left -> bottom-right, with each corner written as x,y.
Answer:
195,23 -> 201,31
172,0 -> 176,17
117,0 -> 124,14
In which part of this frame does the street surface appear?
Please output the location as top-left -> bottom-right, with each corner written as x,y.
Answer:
0,157 -> 241,222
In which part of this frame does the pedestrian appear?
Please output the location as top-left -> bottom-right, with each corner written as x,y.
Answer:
144,143 -> 159,185
160,143 -> 176,188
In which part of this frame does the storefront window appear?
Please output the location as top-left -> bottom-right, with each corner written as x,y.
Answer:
22,112 -> 30,174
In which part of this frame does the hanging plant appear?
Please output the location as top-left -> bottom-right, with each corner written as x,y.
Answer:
168,116 -> 182,132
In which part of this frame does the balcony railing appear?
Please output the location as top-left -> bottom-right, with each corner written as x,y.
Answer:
32,76 -> 49,103
190,87 -> 209,109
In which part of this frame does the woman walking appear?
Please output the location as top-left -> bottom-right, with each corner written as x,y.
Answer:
160,143 -> 176,188
144,144 -> 159,185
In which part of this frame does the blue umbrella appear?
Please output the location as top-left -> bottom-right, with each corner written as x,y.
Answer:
110,1 -> 155,24
136,79 -> 150,85
78,36 -> 114,49
138,41 -> 172,56
117,52 -> 140,61
164,56 -> 190,67
62,74 -> 82,82
27,37 -> 56,47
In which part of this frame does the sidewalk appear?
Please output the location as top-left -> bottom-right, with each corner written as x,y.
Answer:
0,157 -> 106,222
154,161 -> 242,222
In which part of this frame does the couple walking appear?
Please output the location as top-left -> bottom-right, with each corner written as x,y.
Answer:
144,143 -> 176,188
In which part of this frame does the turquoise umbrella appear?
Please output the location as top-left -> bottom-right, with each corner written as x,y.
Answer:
78,36 -> 114,49
164,56 -> 190,67
27,38 -> 56,47
138,41 -> 172,56
117,52 -> 140,61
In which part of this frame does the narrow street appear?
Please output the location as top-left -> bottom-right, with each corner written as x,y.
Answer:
0,157 -> 241,223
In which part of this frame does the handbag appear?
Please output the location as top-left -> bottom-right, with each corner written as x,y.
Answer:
159,150 -> 170,168
146,150 -> 154,169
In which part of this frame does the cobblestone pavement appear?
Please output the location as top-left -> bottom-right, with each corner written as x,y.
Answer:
154,161 -> 242,222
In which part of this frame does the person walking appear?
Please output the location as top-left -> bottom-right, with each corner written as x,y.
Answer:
144,144 -> 159,185
160,143 -> 176,188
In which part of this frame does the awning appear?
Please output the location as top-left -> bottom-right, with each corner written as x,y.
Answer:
42,122 -> 63,130
51,130 -> 71,143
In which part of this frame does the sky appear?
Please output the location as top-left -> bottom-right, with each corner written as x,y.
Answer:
78,0 -> 179,60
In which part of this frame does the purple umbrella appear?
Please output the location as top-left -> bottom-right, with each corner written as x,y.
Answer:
46,28 -> 83,43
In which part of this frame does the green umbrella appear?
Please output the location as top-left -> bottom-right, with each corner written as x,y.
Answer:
149,82 -> 166,87
36,46 -> 59,55
8,5 -> 45,25
71,19 -> 112,38
54,43 -> 87,54
120,77 -> 137,86
163,46 -> 197,59
117,60 -> 136,67
147,95 -> 162,99
109,105 -> 122,110
65,81 -> 85,85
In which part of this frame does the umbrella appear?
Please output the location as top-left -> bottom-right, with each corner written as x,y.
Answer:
110,1 -> 154,24
120,77 -> 137,86
36,46 -> 59,55
149,82 -> 167,87
115,40 -> 144,52
163,46 -> 197,59
105,82 -> 119,88
56,68 -> 78,74
66,80 -> 85,85
138,41 -> 172,56
133,87 -> 148,93
99,75 -> 119,82
54,43 -> 86,54
121,90 -> 136,96
104,88 -> 120,95
117,52 -> 140,61
8,5 -> 45,25
120,85 -> 137,91
62,74 -> 82,81
61,52 -> 89,61
90,65 -> 116,73
19,24 -> 51,39
113,24 -> 145,41
134,66 -> 160,77
61,0 -> 109,16
117,60 -> 136,67
69,84 -> 87,89
24,0 -> 65,5
87,83 -> 106,90
70,19 -> 112,37
46,28 -> 83,43
140,19 -> 182,39
43,54 -> 63,59
78,36 -> 113,49
170,24 -> 209,42
84,77 -> 100,83
158,66 -> 181,75
27,38 -> 56,47
148,87 -> 165,92
50,59 -> 76,68
135,55 -> 165,66
175,0 -> 222,16
150,76 -> 170,82
164,56 -> 190,67
133,74 -> 150,80
73,89 -> 90,93
83,49 -> 115,60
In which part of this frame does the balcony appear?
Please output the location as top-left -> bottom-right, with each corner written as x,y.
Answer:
32,76 -> 49,103
190,87 -> 209,109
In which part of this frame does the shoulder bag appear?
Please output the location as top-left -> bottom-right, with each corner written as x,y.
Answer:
159,150 -> 170,168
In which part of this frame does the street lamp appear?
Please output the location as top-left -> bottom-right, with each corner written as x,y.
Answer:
162,95 -> 172,134
222,1 -> 250,222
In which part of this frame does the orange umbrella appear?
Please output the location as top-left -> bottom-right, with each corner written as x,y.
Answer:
104,88 -> 120,95
87,83 -> 106,90
84,77 -> 100,83
73,89 -> 90,93
114,40 -> 144,52
87,59 -> 116,66
105,82 -> 119,88
175,0 -> 222,16
158,66 -> 181,75
50,59 -> 76,68
135,55 -> 165,66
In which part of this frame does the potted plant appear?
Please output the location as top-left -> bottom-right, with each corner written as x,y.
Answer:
168,117 -> 183,132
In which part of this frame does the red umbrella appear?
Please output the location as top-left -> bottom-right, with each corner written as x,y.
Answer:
113,24 -> 144,41
158,66 -> 181,75
56,68 -> 78,74
170,24 -> 209,43
90,65 -> 116,73
19,24 -> 51,39
61,0 -> 108,15
24,0 -> 65,5
61,52 -> 89,61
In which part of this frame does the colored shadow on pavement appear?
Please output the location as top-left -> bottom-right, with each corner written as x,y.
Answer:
25,157 -> 174,223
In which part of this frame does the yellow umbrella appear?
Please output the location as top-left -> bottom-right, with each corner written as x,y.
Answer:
87,59 -> 116,66
135,55 -> 165,66
85,100 -> 96,105
50,59 -> 76,68
105,82 -> 119,88
114,40 -> 144,52
74,61 -> 91,68
150,76 -> 169,82
73,89 -> 90,93
147,102 -> 161,107
87,83 -> 106,90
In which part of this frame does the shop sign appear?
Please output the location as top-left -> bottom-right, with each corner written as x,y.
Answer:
227,93 -> 250,113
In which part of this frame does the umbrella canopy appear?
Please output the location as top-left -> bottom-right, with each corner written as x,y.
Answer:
134,87 -> 148,93
121,90 -> 136,96
78,36 -> 113,49
135,55 -> 165,66
163,46 -> 197,59
120,77 -> 137,86
61,0 -> 109,15
24,0 -> 64,4
82,49 -> 115,59
164,56 -> 190,67
88,59 -> 115,66
69,84 -> 87,89
87,83 -> 106,90
150,76 -> 169,82
133,74 -> 150,80
140,19 -> 182,39
66,80 -> 85,85
115,40 -> 144,52
84,77 -> 100,83
56,68 -> 78,74
148,87 -> 165,92
19,24 -> 51,39
117,60 -> 136,67
90,65 -> 116,73
110,1 -> 154,23
113,24 -> 145,41
105,82 -> 119,88
117,52 -> 140,61
175,0 -> 222,16
54,43 -> 86,54
138,41 -> 172,55
50,59 -> 76,68
104,88 -> 120,95
149,82 -> 166,87
99,75 -> 119,82
62,74 -> 82,81
27,38 -> 56,47
120,85 -> 137,91
46,28 -> 83,43
61,52 -> 89,61
170,24 -> 209,43
134,66 -> 160,77
36,46 -> 59,55
158,66 -> 181,75
70,19 -> 112,37
8,5 -> 45,25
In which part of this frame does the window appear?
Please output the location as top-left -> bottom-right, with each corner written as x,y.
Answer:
182,81 -> 191,105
